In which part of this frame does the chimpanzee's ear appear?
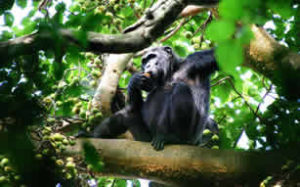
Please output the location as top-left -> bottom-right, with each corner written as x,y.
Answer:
163,46 -> 173,55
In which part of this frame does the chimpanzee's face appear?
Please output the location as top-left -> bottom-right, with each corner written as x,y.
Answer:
141,46 -> 174,82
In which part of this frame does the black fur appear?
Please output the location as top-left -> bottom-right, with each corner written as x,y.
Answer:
91,46 -> 218,150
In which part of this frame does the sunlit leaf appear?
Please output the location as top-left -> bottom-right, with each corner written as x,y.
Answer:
206,20 -> 235,42
215,40 -> 244,74
4,12 -> 14,26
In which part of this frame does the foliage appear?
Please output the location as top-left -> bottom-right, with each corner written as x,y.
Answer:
0,0 -> 299,186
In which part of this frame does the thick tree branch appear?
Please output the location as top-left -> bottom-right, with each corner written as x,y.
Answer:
0,0 -> 220,61
246,25 -> 300,98
66,139 -> 285,186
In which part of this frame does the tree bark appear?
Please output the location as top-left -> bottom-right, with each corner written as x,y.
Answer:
92,53 -> 133,115
66,138 -> 285,186
246,25 -> 300,98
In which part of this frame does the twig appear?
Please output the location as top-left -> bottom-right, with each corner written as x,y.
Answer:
160,18 -> 189,42
130,3 -> 140,19
211,76 -> 264,122
211,76 -> 231,87
254,84 -> 273,115
193,11 -> 213,36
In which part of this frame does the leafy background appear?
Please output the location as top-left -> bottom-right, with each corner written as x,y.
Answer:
0,0 -> 299,186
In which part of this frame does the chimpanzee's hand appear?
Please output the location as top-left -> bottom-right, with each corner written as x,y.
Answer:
129,73 -> 153,92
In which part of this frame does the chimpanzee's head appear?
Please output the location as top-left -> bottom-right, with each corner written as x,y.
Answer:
141,46 -> 177,83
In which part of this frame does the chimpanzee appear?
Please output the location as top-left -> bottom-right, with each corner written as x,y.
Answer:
89,46 -> 219,150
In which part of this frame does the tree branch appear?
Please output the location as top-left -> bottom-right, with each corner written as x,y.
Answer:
246,25 -> 300,99
66,138 -> 285,186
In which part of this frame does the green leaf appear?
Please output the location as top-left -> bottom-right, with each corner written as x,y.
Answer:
267,0 -> 293,19
4,12 -> 14,26
83,142 -> 104,172
206,20 -> 235,42
216,80 -> 232,103
174,45 -> 187,57
219,0 -> 243,20
115,179 -> 127,187
216,40 -> 244,74
0,30 -> 13,41
16,0 -> 27,8
238,25 -> 254,44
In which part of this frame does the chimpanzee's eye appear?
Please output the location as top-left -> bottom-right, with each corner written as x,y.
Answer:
142,54 -> 157,65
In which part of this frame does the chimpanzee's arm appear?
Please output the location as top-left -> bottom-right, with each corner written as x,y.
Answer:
91,73 -> 153,141
185,49 -> 218,77
128,73 -> 153,110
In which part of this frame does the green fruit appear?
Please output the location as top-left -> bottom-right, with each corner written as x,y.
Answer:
66,157 -> 74,162
79,111 -> 86,118
94,58 -> 101,65
43,97 -> 52,104
50,93 -> 57,99
69,140 -> 76,146
56,101 -> 63,106
94,112 -> 102,120
55,142 -> 62,148
88,116 -> 95,124
72,107 -> 80,114
97,5 -> 105,13
87,164 -> 93,170
193,43 -> 200,50
109,0 -> 116,5
51,133 -> 65,141
50,156 -> 56,161
44,126 -> 52,132
192,37 -> 201,44
281,164 -> 289,170
65,173 -> 72,180
14,175 -> 20,181
4,166 -> 13,172
90,80 -> 97,87
62,139 -> 69,145
184,31 -> 193,39
75,102 -> 82,107
66,162 -> 75,169
85,52 -> 94,58
92,108 -> 99,114
35,154 -> 43,159
203,129 -> 211,136
60,145 -> 66,151
114,18 -> 122,25
42,149 -> 49,155
56,159 -> 64,167
92,70 -> 101,78
1,158 -> 9,167
211,145 -> 219,149
47,118 -> 55,123
0,176 -> 6,183
211,134 -> 219,141
43,135 -> 50,141
42,129 -> 50,135
105,12 -> 113,18
81,122 -> 88,129
113,4 -> 120,11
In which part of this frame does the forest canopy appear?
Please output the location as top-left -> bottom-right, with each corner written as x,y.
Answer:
0,0 -> 299,186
